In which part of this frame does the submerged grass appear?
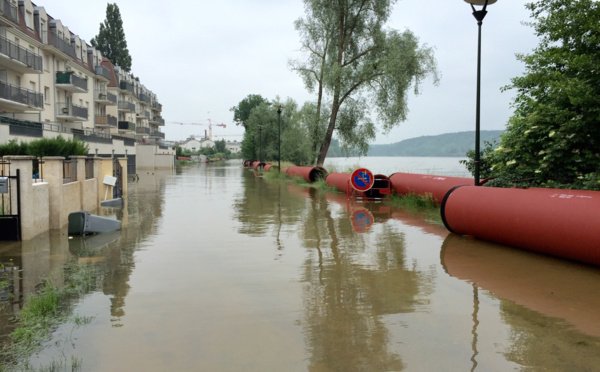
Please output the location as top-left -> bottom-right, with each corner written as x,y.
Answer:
390,193 -> 443,225
0,262 -> 102,371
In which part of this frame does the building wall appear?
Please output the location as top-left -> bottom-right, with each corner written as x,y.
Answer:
0,0 -> 169,163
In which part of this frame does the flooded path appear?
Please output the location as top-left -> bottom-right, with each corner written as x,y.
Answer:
2,160 -> 600,371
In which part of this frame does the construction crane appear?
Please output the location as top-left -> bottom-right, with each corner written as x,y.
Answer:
170,120 -> 227,141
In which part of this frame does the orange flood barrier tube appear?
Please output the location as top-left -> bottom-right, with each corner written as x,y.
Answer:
441,186 -> 600,266
263,164 -> 278,172
389,172 -> 480,203
285,166 -> 327,183
252,161 -> 266,170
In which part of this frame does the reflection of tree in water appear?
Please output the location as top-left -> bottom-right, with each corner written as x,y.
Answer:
100,173 -> 168,325
233,172 -> 311,237
300,193 -> 435,371
500,301 -> 600,371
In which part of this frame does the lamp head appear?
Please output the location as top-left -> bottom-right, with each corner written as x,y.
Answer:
464,0 -> 497,5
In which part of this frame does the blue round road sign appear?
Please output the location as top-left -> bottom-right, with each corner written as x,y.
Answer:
350,168 -> 374,191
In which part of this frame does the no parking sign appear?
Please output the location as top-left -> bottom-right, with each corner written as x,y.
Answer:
350,168 -> 374,192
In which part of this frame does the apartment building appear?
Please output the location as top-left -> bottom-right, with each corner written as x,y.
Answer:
0,0 -> 172,169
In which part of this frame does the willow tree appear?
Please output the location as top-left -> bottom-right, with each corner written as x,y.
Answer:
292,0 -> 439,165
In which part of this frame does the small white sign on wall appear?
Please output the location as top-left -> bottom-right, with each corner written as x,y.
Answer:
103,175 -> 117,187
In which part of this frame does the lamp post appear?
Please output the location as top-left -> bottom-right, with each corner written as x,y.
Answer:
464,0 -> 496,186
273,105 -> 283,171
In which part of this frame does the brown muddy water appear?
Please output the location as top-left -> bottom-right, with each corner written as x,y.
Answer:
1,160 -> 600,371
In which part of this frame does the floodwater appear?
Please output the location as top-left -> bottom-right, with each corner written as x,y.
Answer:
1,159 -> 600,371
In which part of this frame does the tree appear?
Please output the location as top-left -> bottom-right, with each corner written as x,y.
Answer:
230,94 -> 269,130
292,0 -> 439,166
481,0 -> 600,189
91,3 -> 133,72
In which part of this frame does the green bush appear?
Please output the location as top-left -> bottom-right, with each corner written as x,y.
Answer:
0,137 -> 88,158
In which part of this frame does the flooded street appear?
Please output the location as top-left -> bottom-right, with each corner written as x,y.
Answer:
2,160 -> 600,371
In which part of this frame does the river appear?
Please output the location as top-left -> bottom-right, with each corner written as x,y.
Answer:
1,158 -> 599,371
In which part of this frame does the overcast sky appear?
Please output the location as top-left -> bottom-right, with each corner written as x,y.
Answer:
42,0 -> 539,144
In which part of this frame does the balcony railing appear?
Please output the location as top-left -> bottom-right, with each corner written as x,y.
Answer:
0,0 -> 18,24
45,29 -> 75,58
94,65 -> 111,80
107,92 -> 117,104
56,72 -> 88,91
151,116 -> 165,126
0,81 -> 43,109
119,80 -> 134,94
0,35 -> 43,72
0,115 -> 43,137
118,101 -> 135,112
136,127 -> 150,135
151,131 -> 165,139
118,121 -> 136,132
56,102 -> 88,119
138,93 -> 152,104
72,128 -> 112,144
95,115 -> 117,127
137,110 -> 150,119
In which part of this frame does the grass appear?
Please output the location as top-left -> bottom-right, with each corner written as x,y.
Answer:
0,262 -> 102,371
390,193 -> 442,224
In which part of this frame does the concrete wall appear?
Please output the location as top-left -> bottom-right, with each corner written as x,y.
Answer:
2,156 -> 127,240
136,144 -> 174,170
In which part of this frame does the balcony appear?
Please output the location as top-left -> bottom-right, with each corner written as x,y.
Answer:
95,114 -> 117,128
138,93 -> 152,104
0,81 -> 43,111
43,29 -> 76,59
56,72 -> 88,93
0,35 -> 43,73
118,101 -> 135,112
118,120 -> 136,132
56,102 -> 88,121
136,109 -> 150,119
95,90 -> 117,105
136,126 -> 150,135
150,116 -> 165,126
94,65 -> 112,81
150,131 -> 165,139
0,0 -> 18,25
119,80 -> 134,94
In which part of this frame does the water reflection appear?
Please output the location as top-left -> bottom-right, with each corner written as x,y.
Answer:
0,169 -> 172,354
441,234 -> 600,370
234,174 -> 436,371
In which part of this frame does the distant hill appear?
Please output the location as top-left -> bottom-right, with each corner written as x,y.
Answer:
327,130 -> 504,157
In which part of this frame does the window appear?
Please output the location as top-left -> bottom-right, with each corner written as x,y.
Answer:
44,86 -> 50,104
26,11 -> 33,29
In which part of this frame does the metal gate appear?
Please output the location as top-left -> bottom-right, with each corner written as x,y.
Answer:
112,157 -> 123,198
0,160 -> 21,241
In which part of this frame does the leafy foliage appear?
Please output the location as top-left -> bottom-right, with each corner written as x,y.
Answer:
230,94 -> 268,130
0,137 -> 89,158
475,0 -> 600,190
291,0 -> 439,165
90,3 -> 132,71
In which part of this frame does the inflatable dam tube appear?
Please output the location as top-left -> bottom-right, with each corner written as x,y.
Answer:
286,166 -> 327,183
325,172 -> 351,193
441,185 -> 600,266
263,164 -> 278,172
243,160 -> 253,167
389,172 -> 477,203
252,161 -> 266,170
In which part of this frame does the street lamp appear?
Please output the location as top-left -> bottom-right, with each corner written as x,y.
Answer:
464,0 -> 497,186
273,105 -> 284,171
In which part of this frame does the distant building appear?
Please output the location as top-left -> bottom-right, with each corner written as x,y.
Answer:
226,141 -> 241,153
